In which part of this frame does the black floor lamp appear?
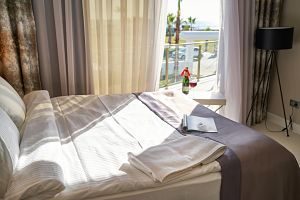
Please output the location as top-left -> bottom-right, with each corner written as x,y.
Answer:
246,27 -> 294,137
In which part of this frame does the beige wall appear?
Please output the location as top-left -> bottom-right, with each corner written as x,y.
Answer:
268,0 -> 300,123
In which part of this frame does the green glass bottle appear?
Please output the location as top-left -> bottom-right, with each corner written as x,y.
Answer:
182,70 -> 189,94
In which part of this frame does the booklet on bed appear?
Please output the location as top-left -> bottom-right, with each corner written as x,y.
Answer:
182,114 -> 218,133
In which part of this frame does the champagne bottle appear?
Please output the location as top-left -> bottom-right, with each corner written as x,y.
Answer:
182,75 -> 189,94
181,67 -> 190,94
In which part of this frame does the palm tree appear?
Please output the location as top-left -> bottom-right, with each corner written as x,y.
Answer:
167,13 -> 176,44
187,16 -> 196,31
174,0 -> 182,82
175,0 -> 182,44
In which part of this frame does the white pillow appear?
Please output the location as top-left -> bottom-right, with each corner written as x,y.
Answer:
0,76 -> 26,129
0,107 -> 20,198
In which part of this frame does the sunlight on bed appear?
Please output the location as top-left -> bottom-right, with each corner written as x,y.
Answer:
14,92 -> 192,196
66,98 -> 182,184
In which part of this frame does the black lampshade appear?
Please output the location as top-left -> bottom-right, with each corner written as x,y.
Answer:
256,27 -> 294,50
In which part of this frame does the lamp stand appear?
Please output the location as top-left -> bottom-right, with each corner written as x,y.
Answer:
274,52 -> 289,137
246,51 -> 289,137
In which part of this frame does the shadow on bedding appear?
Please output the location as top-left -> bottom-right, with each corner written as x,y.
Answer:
5,160 -> 65,200
51,94 -> 137,143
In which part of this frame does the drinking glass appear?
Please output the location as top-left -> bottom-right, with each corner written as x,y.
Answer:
189,78 -> 198,89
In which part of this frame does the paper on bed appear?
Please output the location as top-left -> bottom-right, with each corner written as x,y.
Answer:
182,114 -> 218,132
128,135 -> 226,183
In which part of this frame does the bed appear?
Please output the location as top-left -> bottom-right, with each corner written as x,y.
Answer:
0,76 -> 299,200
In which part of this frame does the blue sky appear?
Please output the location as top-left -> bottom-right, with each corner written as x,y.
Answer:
167,0 -> 220,28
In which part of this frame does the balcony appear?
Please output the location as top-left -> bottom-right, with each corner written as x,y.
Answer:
159,40 -> 218,91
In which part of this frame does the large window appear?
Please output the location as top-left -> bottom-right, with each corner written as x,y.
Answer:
160,0 -> 220,91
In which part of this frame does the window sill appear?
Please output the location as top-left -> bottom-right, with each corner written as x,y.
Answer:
159,75 -> 226,106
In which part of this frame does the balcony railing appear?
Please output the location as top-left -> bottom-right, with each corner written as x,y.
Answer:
160,40 -> 218,88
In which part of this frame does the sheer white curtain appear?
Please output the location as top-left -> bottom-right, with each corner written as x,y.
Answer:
217,0 -> 255,123
83,0 -> 167,95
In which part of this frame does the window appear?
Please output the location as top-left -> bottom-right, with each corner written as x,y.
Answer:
160,0 -> 220,91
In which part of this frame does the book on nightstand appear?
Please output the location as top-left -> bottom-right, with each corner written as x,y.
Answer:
182,114 -> 218,133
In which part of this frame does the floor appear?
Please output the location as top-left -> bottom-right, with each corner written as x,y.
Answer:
252,121 -> 300,166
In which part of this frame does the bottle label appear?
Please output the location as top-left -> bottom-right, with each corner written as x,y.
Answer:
182,86 -> 189,94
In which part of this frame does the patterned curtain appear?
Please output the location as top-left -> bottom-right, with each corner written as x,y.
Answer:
250,0 -> 284,124
0,0 -> 41,97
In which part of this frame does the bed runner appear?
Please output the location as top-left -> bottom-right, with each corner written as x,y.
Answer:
136,91 -> 300,200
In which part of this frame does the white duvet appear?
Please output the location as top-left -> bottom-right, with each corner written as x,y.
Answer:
5,91 -> 221,200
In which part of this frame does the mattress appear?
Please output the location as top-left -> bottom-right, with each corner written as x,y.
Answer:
57,173 -> 221,200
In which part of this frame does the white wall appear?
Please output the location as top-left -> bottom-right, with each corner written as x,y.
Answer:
268,0 -> 300,123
